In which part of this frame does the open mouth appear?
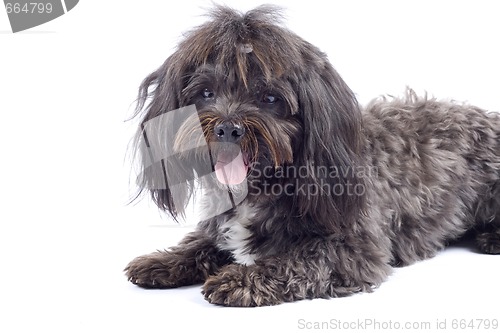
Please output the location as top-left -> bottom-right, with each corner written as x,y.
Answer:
214,150 -> 249,185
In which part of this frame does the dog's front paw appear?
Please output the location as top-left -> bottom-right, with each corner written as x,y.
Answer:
125,251 -> 192,289
202,264 -> 283,307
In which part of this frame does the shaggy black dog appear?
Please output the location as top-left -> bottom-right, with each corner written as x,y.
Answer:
125,5 -> 500,306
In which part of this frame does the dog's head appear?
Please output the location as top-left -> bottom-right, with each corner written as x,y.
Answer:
133,5 -> 364,229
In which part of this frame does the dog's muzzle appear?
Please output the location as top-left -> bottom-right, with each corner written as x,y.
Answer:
212,122 -> 249,185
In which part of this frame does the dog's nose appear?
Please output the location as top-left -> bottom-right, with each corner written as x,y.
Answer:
214,122 -> 245,143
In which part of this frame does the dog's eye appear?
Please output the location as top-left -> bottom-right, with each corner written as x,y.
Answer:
201,88 -> 215,99
262,94 -> 279,104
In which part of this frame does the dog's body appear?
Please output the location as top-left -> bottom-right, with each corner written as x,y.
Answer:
126,5 -> 500,306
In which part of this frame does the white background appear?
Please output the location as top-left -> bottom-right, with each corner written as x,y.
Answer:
1,1 -> 499,332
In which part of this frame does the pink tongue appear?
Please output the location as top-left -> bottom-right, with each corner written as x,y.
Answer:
214,151 -> 248,185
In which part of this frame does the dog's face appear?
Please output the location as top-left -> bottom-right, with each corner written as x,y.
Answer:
176,63 -> 302,190
133,5 -> 364,228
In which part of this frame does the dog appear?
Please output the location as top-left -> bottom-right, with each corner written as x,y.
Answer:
125,5 -> 500,306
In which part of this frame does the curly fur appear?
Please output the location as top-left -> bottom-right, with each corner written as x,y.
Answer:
125,5 -> 500,306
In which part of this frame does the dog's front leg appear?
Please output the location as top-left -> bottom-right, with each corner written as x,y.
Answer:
125,231 -> 232,288
202,237 -> 391,306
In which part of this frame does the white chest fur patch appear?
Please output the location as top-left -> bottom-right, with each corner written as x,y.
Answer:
218,204 -> 258,265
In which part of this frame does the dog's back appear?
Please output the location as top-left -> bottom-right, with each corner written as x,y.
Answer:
362,90 -> 500,265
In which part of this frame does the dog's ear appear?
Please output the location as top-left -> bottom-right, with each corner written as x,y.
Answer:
131,55 -> 199,220
292,47 -> 365,232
